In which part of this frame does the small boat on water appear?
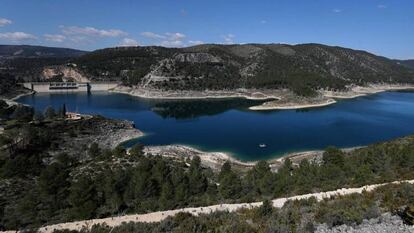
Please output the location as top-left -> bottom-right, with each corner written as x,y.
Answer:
259,143 -> 267,148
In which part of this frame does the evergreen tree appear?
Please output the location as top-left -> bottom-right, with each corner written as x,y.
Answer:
257,199 -> 273,217
68,176 -> 99,220
33,111 -> 44,122
88,143 -> 101,158
188,156 -> 208,195
218,162 -> 242,199
323,146 -> 345,168
11,105 -> 34,121
44,106 -> 56,120
129,143 -> 144,157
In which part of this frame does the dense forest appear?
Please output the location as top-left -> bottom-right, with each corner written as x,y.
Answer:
1,100 -> 414,231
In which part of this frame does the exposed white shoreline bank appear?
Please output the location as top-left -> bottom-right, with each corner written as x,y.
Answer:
249,99 -> 337,110
111,86 -> 279,101
112,83 -> 414,111
1,91 -> 34,106
10,83 -> 414,169
142,144 -> 361,171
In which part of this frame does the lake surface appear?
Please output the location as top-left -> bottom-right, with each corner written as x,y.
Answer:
17,91 -> 414,161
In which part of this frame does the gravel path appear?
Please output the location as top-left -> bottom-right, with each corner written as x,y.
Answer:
2,179 -> 413,233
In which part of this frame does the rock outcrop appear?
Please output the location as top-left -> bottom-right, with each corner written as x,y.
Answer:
42,65 -> 90,82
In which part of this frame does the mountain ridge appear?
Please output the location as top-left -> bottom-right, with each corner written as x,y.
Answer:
72,43 -> 414,96
0,44 -> 88,59
1,43 -> 414,97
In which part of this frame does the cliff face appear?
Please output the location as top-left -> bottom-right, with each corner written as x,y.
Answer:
41,66 -> 90,82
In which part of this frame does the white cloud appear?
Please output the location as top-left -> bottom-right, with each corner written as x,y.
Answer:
44,34 -> 66,43
260,20 -> 267,24
188,40 -> 204,45
119,38 -> 139,47
141,31 -> 187,47
60,26 -> 127,37
333,9 -> 342,13
0,32 -> 37,41
222,34 -> 235,44
161,40 -> 184,47
0,18 -> 12,27
165,32 -> 186,41
141,31 -> 166,39
377,4 -> 387,9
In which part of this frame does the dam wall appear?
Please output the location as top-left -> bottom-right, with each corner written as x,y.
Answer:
23,82 -> 119,93
89,82 -> 118,91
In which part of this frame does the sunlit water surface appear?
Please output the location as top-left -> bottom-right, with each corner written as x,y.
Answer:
17,91 -> 414,161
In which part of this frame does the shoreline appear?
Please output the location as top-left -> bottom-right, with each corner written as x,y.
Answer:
111,86 -> 280,101
1,90 -> 34,106
10,83 -> 414,169
249,98 -> 337,110
143,144 -> 362,171
112,83 -> 414,110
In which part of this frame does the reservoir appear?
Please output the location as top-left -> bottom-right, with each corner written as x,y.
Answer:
16,91 -> 414,161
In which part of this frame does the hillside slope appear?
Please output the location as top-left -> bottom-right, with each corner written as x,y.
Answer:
395,59 -> 414,70
74,44 -> 414,96
1,44 -> 413,97
0,46 -> 88,95
0,45 -> 87,59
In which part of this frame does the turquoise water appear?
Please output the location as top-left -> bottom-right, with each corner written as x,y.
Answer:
17,91 -> 414,161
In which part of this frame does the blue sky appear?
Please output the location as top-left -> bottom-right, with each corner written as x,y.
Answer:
0,0 -> 412,59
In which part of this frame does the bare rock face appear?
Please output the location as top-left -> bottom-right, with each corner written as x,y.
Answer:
174,53 -> 223,63
42,65 -> 90,82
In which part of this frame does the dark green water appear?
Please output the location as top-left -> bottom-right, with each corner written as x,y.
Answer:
17,91 -> 414,161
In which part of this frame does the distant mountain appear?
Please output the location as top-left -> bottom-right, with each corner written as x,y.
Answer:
74,43 -> 414,96
1,44 -> 414,96
0,45 -> 87,59
395,59 -> 414,70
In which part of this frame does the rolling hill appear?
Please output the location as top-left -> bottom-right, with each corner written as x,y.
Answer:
1,44 -> 414,97
0,45 -> 87,59
73,43 -> 414,96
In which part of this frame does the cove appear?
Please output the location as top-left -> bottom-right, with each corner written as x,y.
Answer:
16,91 -> 414,161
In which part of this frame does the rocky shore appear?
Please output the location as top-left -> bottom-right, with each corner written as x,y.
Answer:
113,83 -> 414,111
51,116 -> 143,159
144,144 -> 342,172
112,86 -> 278,100
143,144 -> 366,172
94,119 -> 143,149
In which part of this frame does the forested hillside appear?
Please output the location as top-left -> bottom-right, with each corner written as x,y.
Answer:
73,44 -> 414,96
0,45 -> 87,59
1,44 -> 413,97
396,59 -> 414,70
0,45 -> 88,97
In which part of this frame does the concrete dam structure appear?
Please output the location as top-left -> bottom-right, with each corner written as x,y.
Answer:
23,82 -> 119,93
